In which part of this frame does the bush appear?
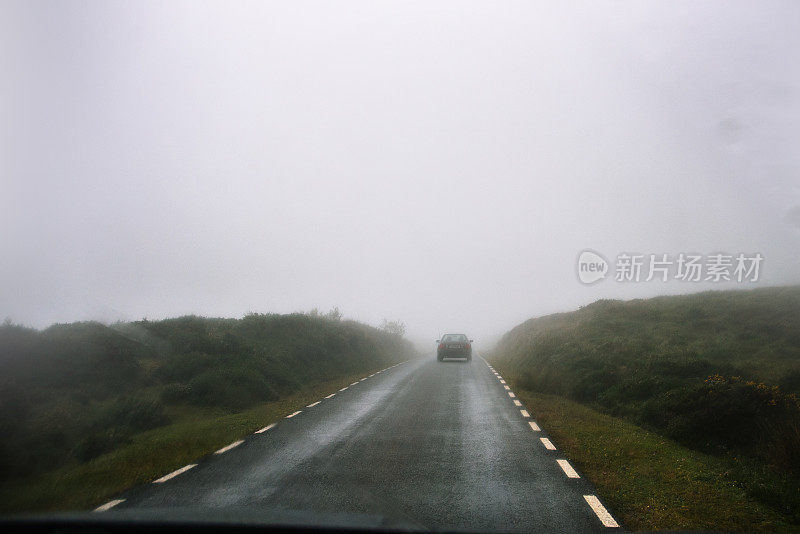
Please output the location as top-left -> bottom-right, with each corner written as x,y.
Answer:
161,382 -> 191,403
95,396 -> 168,434
73,429 -> 132,461
188,367 -> 278,410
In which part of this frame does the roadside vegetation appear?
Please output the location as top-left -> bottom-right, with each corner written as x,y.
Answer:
491,286 -> 800,531
514,391 -> 793,532
0,312 -> 415,513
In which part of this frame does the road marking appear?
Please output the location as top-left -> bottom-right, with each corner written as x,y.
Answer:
215,440 -> 244,454
350,382 -> 359,386
500,379 -> 506,384
584,495 -> 619,527
557,459 -> 580,478
153,464 -> 197,483
94,499 -> 125,512
306,401 -> 321,408
529,421 -> 541,431
255,423 -> 276,433
504,385 -> 510,390
508,392 -> 516,398
540,438 -> 556,450
339,387 -> 348,391
520,409 -> 530,417
513,400 -> 522,406
360,377 -> 368,381
324,393 -> 336,399
286,411 -> 301,418
497,375 -> 504,380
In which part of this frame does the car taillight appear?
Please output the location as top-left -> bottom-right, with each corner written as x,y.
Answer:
438,343 -> 445,349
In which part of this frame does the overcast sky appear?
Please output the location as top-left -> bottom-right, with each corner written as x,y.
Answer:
2,1 -> 799,346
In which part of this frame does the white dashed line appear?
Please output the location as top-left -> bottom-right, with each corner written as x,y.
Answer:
500,380 -> 506,384
360,377 -> 368,381
215,440 -> 244,455
339,387 -> 348,391
286,411 -> 302,418
306,401 -> 321,408
584,495 -> 619,528
513,400 -> 522,407
504,385 -> 511,390
324,393 -> 336,399
350,382 -> 359,386
540,438 -> 556,450
153,464 -> 197,483
94,499 -> 125,512
508,392 -> 516,398
520,409 -> 530,418
557,459 -> 580,478
529,421 -> 541,431
255,423 -> 276,434
497,375 -> 504,380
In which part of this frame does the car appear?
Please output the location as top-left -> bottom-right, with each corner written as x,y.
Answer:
436,334 -> 473,362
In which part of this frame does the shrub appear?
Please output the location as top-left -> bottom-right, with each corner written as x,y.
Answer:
188,367 -> 278,410
94,396 -> 168,435
73,428 -> 132,461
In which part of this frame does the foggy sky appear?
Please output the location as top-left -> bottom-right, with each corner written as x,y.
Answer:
2,1 -> 800,347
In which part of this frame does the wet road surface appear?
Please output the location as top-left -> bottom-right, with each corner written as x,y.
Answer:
104,356 -> 621,532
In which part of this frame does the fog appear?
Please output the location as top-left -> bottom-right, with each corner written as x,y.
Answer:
2,1 -> 799,346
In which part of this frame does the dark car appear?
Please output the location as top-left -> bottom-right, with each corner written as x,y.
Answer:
436,334 -> 473,362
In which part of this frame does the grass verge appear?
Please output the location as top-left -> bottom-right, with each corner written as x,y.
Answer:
0,369 -> 383,515
510,386 -> 797,533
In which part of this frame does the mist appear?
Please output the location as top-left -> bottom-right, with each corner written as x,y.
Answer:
2,0 -> 799,346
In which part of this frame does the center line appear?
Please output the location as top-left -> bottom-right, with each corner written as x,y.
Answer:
520,409 -> 530,418
286,410 -> 301,418
94,499 -> 125,512
540,438 -> 556,450
215,440 -> 244,454
513,400 -> 522,406
557,459 -> 580,478
584,495 -> 620,528
255,423 -> 276,434
153,464 -> 197,483
324,393 -> 336,399
306,401 -> 321,408
529,421 -> 541,431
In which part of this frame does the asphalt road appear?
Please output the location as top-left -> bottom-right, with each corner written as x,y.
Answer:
101,356 -> 622,532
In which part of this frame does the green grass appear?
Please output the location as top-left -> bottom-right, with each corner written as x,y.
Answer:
491,286 -> 800,527
508,387 -> 797,533
0,370 -> 375,514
